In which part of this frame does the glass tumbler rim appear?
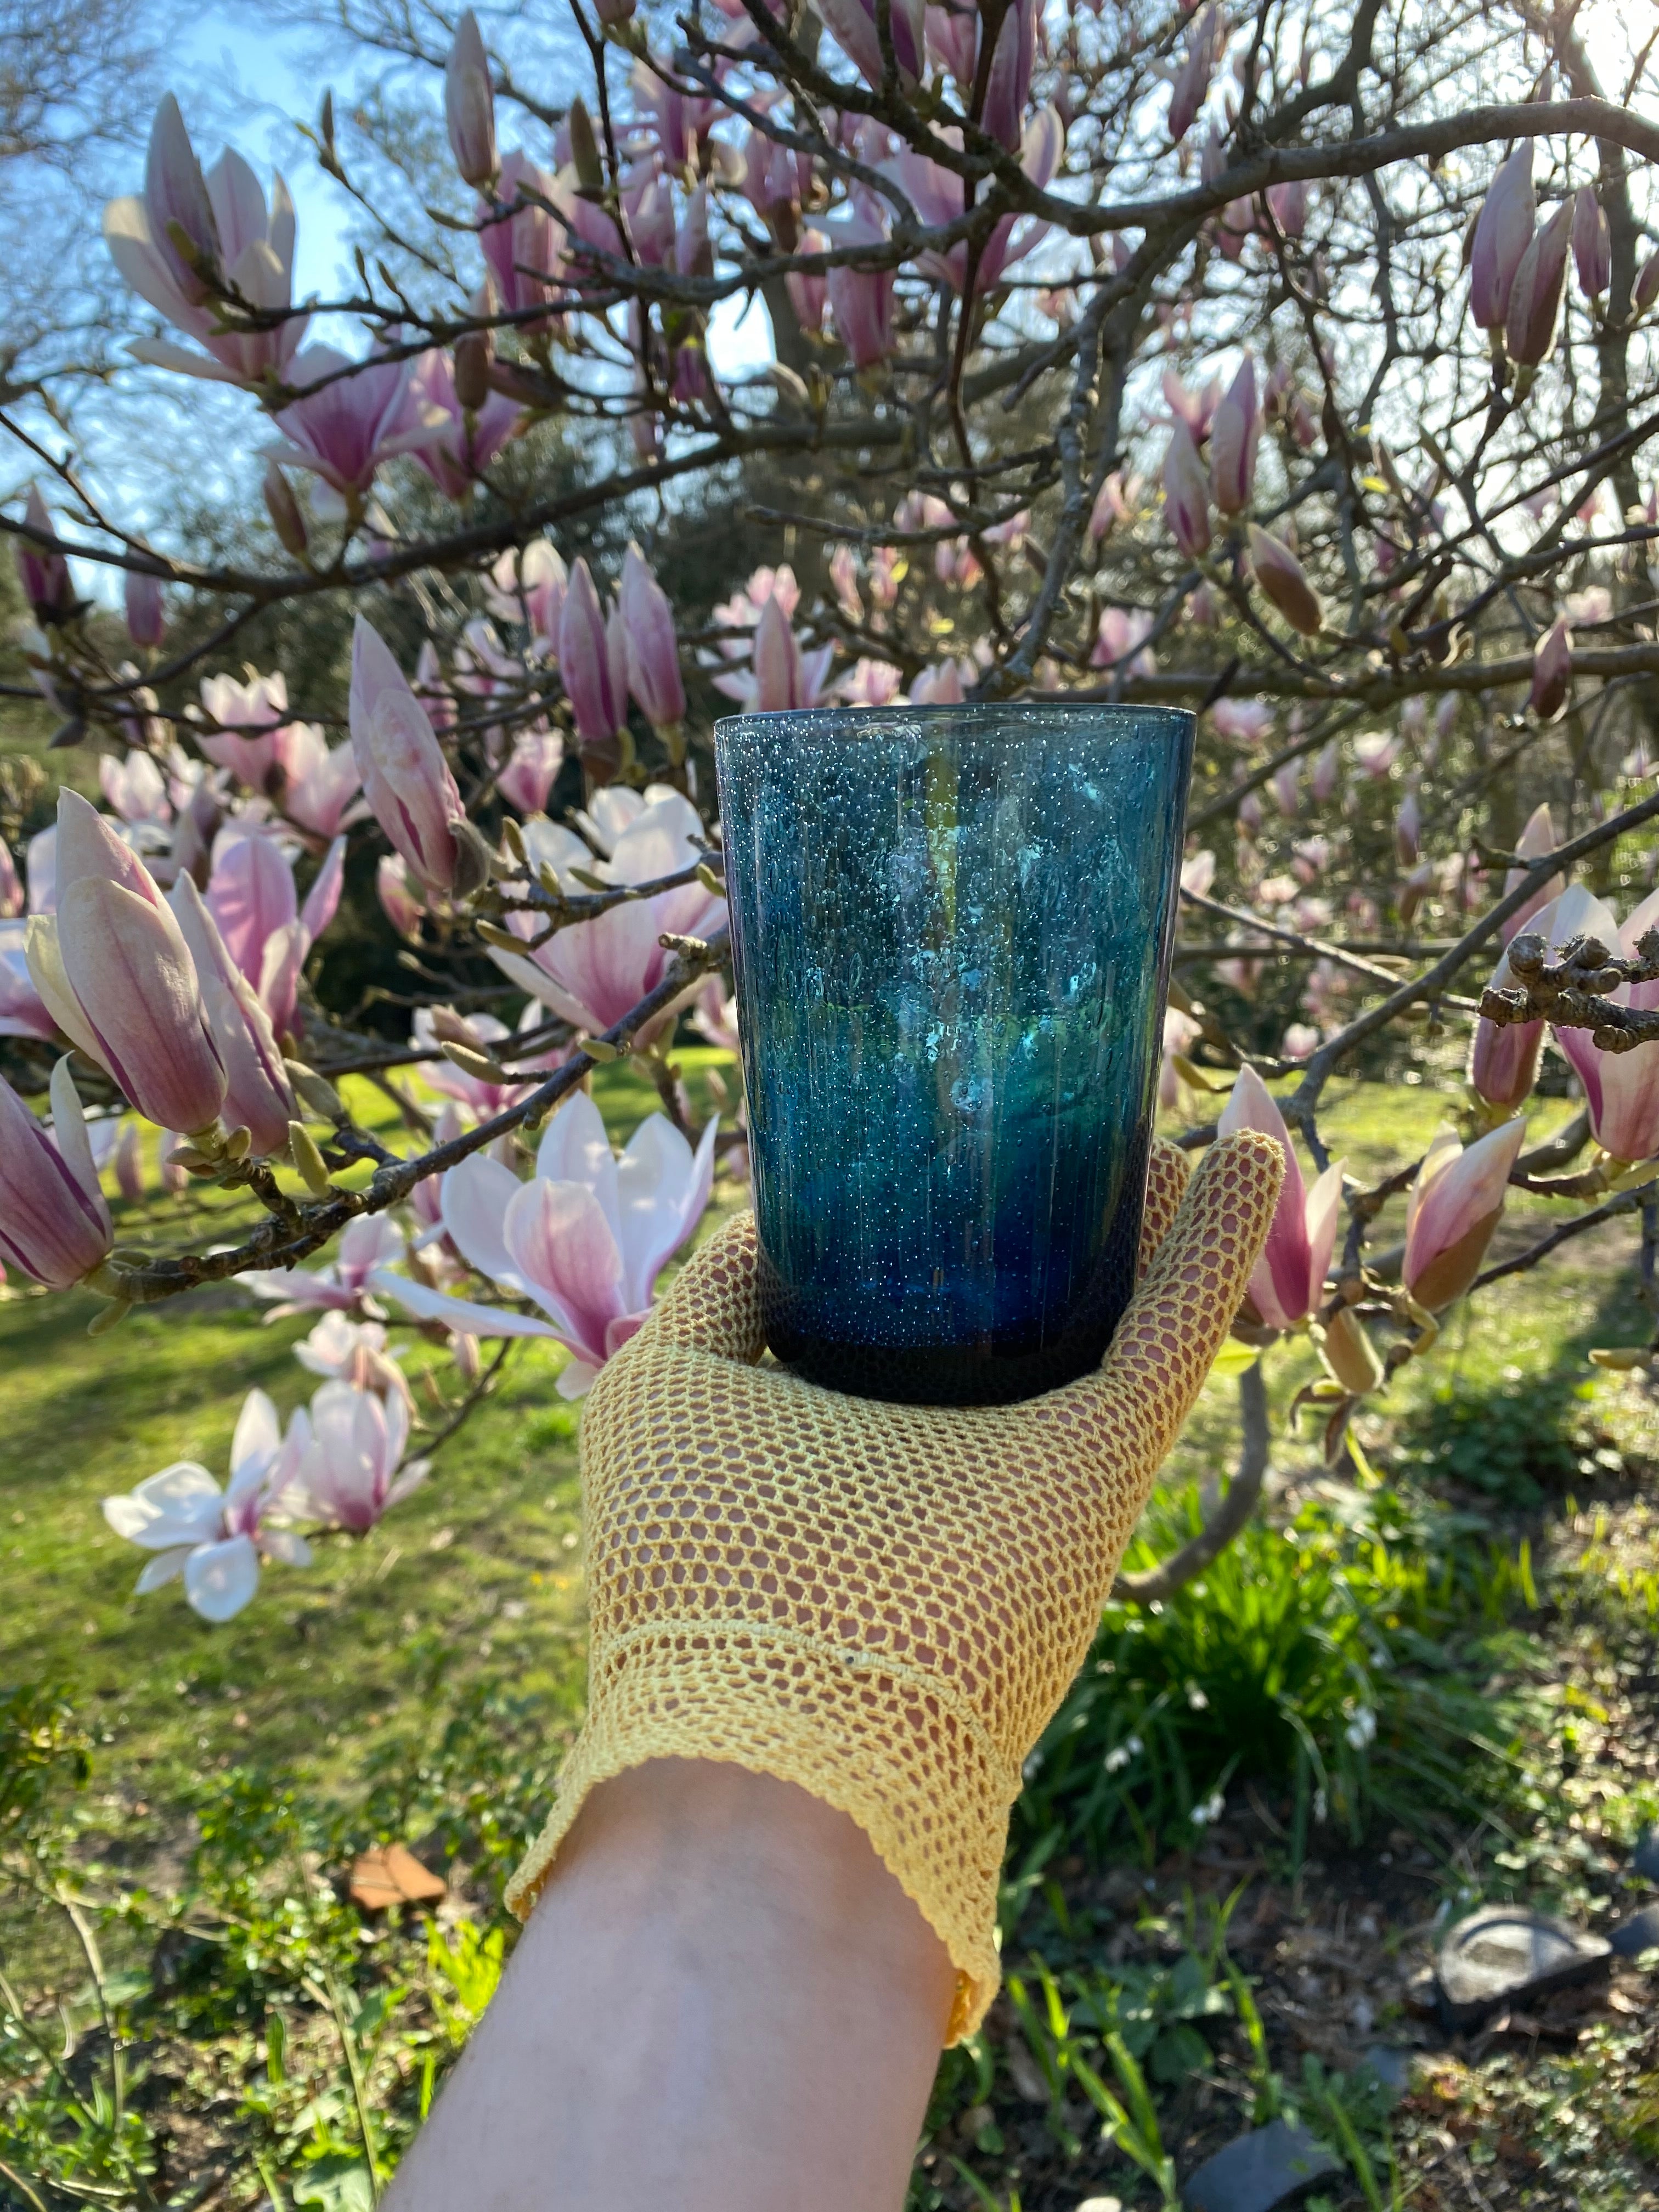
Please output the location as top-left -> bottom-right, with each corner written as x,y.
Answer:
715,700 -> 1197,746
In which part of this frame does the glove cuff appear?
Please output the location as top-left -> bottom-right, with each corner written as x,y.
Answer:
505,1620 -> 1014,2042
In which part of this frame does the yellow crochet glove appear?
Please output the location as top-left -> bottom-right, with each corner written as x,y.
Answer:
506,1131 -> 1284,2042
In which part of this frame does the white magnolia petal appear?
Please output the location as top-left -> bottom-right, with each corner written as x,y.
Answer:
364,1266 -> 563,1338
134,1546 -> 193,1593
184,1534 -> 262,1621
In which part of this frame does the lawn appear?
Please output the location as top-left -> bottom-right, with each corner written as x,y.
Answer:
4,1063 -> 1659,2210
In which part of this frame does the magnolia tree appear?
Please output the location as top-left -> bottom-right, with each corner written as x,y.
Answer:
3,0 -> 1659,1620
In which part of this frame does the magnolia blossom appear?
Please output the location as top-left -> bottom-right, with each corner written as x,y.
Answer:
1159,1007 -> 1202,1110
295,1313 -> 411,1402
205,825 -> 344,1039
349,617 -> 467,892
1403,1119 -> 1528,1310
713,591 -> 835,712
169,873 -> 297,1154
103,96 -> 308,387
559,560 -> 630,752
1161,420 -> 1212,558
16,487 -> 74,619
377,853 -> 424,939
1469,804 -> 1561,1111
103,1388 -> 312,1621
1169,1 -> 1223,141
1211,698 -> 1273,746
241,1213 -> 407,1317
199,667 -> 289,787
479,151 -> 561,329
1572,185 -> 1611,297
819,0 -> 926,86
489,790 -> 725,1036
99,750 -> 172,833
618,546 -> 687,737
1505,200 -> 1572,370
1469,145 -> 1535,330
268,347 -> 439,498
26,791 -> 227,1135
1248,526 -> 1323,635
1217,1065 -> 1345,1330
889,109 -> 1062,294
407,347 -> 522,497
826,211 -> 895,368
445,10 -> 498,186
1534,884 -> 1659,1165
284,1381 -> 429,1533
1206,356 -> 1259,516
498,726 -> 566,815
0,1059 -> 114,1288
274,721 -> 366,839
370,1090 -> 717,1398
0,921 -> 57,1041
1530,616 -> 1573,719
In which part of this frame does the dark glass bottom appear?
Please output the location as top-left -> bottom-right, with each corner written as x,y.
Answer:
765,1315 -> 1115,1406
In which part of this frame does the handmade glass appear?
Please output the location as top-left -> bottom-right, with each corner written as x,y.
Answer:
714,702 -> 1195,1406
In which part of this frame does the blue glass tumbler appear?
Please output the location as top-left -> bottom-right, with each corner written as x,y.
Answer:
714,701 -> 1195,1406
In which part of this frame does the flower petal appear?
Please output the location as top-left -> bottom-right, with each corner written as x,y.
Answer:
184,1533 -> 262,1621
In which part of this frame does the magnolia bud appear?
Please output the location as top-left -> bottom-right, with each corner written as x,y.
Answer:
1321,1307 -> 1384,1395
454,328 -> 493,412
289,1120 -> 333,1195
448,817 -> 495,900
569,98 -> 603,195
263,460 -> 308,559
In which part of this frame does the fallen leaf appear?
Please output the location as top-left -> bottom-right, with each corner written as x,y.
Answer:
349,1843 -> 446,1911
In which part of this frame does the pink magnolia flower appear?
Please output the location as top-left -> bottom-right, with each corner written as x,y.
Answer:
1181,849 -> 1217,898
169,872 -> 298,1155
1352,731 -> 1398,780
25,791 -> 226,1135
1168,1 -> 1223,142
618,545 -> 687,736
1161,420 -> 1212,557
840,657 -> 906,705
98,750 -> 172,830
489,791 -> 725,1036
1395,786 -> 1422,866
242,1212 -> 408,1317
1534,884 -> 1659,1165
1403,1118 -> 1528,1310
445,10 -> 498,187
369,1089 -> 717,1397
406,347 -> 522,497
498,726 -> 566,815
1159,1006 -> 1202,1109
1530,616 -> 1573,719
1210,354 -> 1259,515
691,977 -> 740,1053
125,570 -> 166,648
1469,145 -> 1535,332
1282,1022 -> 1321,1061
630,57 -> 720,168
826,211 -> 895,369
787,227 -> 831,336
104,1387 -> 312,1620
0,1058 -> 113,1288
480,152 -> 562,329
1216,1064 -> 1345,1329
559,559 -> 630,752
294,1314 -> 411,1403
979,0 -> 1036,150
819,0 -> 926,87
1311,738 -> 1341,803
1210,698 -> 1273,746
1505,199 -> 1572,370
274,721 -> 366,839
103,97 -> 308,387
204,825 -> 343,1037
0,920 -> 54,1041
269,347 -> 438,498
925,0 -> 978,85
350,617 -> 466,893
1249,525 -> 1323,635
890,109 -> 1063,294
199,667 -> 290,788
1091,606 -> 1156,675
911,658 -> 972,705
1269,760 -> 1301,817
285,1381 -> 429,1533
1572,184 -> 1611,298
376,853 -> 424,940
16,487 -> 75,619
714,592 -> 836,712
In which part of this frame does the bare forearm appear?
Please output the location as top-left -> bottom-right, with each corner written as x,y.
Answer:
387,1759 -> 957,2212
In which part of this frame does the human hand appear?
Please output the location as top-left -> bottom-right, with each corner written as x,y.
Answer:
507,1130 -> 1283,2041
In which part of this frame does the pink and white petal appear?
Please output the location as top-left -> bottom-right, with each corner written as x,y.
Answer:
555,1356 -> 600,1400
381,1387 -> 410,1475
49,1057 -> 113,1228
365,1265 -> 564,1338
534,1091 -> 621,1233
543,902 -> 664,1034
1302,1158 -> 1346,1314
606,792 -> 706,886
441,1152 -> 527,1285
614,1114 -> 698,1311
135,1545 -> 194,1593
229,1387 -> 283,1499
385,1459 -> 430,1507
300,836 -> 347,943
260,1528 -> 314,1567
104,1462 -> 223,1547
503,1177 -> 625,1358
184,1534 -> 263,1621
484,940 -> 596,1026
